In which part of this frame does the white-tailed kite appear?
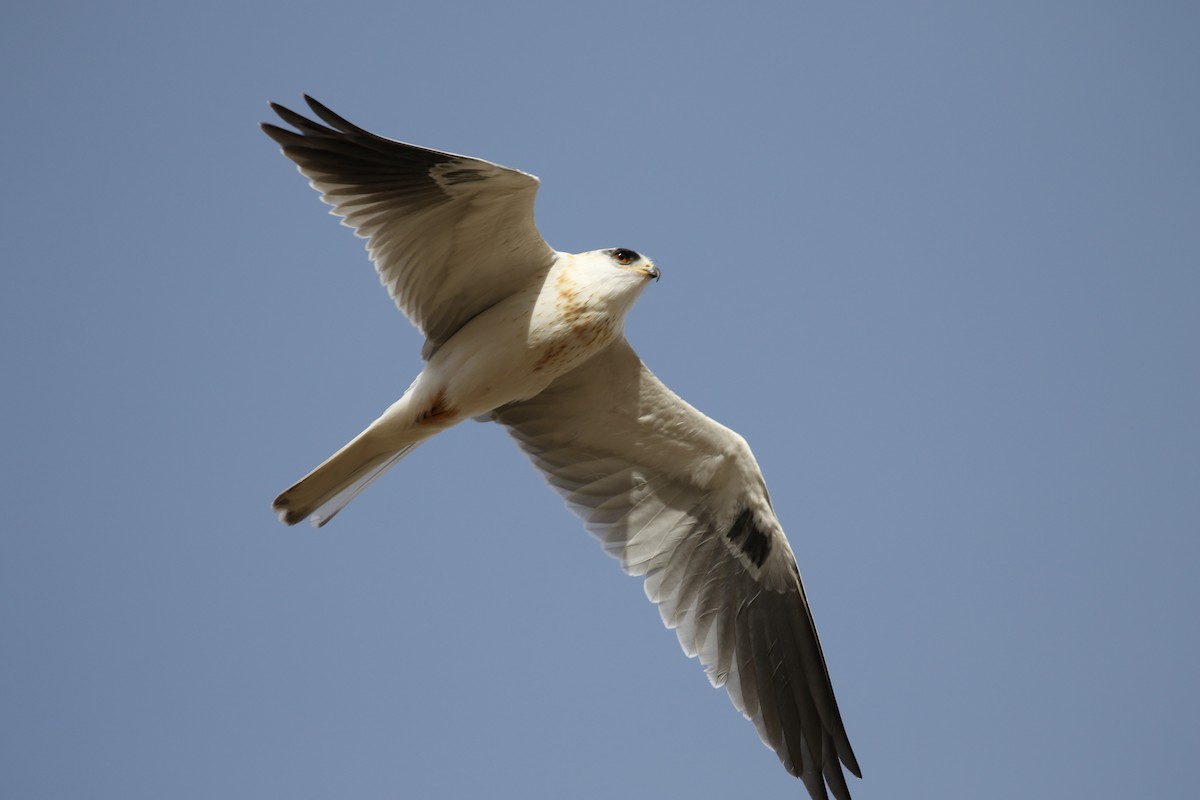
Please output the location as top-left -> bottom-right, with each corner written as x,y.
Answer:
263,97 -> 861,800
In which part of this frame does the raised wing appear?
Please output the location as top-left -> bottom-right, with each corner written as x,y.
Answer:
491,339 -> 861,800
262,96 -> 556,355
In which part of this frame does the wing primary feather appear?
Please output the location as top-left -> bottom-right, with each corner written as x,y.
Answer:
771,589 -> 836,783
824,742 -> 854,800
748,601 -> 785,756
267,102 -> 325,134
784,589 -> 863,778
304,94 -> 401,144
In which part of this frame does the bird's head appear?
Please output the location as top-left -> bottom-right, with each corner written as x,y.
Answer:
563,248 -> 660,319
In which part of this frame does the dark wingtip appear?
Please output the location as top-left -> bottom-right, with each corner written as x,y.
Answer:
835,717 -> 862,779
844,748 -> 864,777
260,121 -> 297,146
302,95 -> 340,123
265,99 -> 338,137
303,95 -> 340,125
301,95 -> 386,141
265,100 -> 298,125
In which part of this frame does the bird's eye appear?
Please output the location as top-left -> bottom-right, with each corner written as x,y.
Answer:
612,248 -> 639,265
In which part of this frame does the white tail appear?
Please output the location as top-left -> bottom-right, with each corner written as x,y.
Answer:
273,427 -> 425,527
274,374 -> 467,526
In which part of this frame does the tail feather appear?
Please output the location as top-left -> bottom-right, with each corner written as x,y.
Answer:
273,435 -> 423,527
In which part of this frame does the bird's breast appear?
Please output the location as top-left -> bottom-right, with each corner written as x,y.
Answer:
529,270 -> 620,374
420,266 -> 621,418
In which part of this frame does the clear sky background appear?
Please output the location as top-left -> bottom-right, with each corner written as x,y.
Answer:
2,2 -> 1197,798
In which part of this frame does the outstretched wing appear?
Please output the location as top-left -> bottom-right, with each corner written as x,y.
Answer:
491,339 -> 861,800
262,96 -> 556,356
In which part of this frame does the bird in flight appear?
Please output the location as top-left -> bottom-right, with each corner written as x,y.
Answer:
263,96 -> 861,800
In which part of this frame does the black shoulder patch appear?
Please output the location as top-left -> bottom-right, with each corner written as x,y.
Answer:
725,508 -> 771,568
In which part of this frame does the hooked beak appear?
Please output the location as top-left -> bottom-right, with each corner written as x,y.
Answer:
640,263 -> 661,282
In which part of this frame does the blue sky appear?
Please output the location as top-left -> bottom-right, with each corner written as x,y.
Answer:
3,2 -> 1197,798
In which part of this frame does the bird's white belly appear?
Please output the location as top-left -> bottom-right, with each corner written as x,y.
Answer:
418,270 -> 620,422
